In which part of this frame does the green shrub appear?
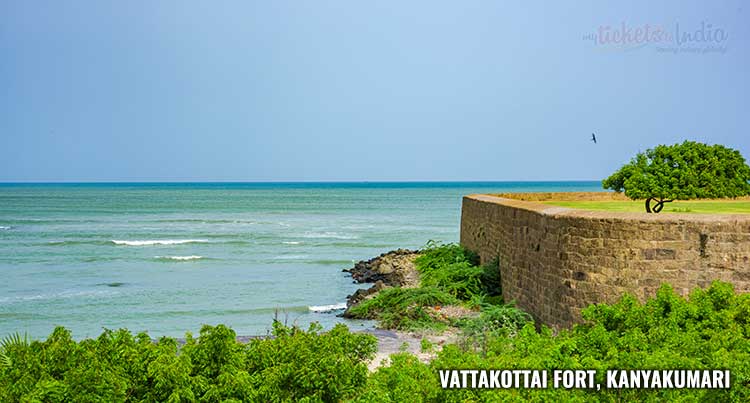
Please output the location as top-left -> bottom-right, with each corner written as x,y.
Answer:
419,261 -> 485,300
0,322 -> 377,402
245,322 -> 377,402
354,353 -> 442,403
458,303 -> 533,352
416,243 -> 500,300
356,281 -> 750,402
415,241 -> 479,273
347,287 -> 459,331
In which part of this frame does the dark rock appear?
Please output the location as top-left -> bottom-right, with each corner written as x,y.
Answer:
340,249 -> 422,317
344,248 -> 419,285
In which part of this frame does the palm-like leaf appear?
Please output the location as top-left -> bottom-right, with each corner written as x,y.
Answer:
0,332 -> 29,368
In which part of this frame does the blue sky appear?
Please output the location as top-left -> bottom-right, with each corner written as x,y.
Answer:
1,1 -> 748,181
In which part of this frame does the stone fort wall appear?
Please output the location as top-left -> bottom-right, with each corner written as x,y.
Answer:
460,193 -> 750,329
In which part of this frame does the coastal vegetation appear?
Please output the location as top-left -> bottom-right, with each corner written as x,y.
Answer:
0,322 -> 377,402
357,281 -> 750,402
346,242 -> 526,333
1,282 -> 747,401
602,141 -> 750,213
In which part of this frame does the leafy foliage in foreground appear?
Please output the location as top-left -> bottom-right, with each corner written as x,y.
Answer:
355,281 -> 750,402
0,321 -> 376,402
1,282 -> 747,401
602,141 -> 750,212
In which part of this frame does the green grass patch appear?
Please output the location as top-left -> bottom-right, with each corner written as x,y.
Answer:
543,199 -> 750,214
346,287 -> 458,331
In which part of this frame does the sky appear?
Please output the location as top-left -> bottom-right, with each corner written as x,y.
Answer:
1,1 -> 748,182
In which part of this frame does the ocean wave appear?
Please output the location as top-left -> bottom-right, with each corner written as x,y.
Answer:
309,259 -> 356,265
271,255 -> 308,261
218,239 -> 255,245
48,240 -> 110,246
154,255 -> 204,261
308,303 -> 347,313
82,256 -> 123,263
282,241 -> 301,245
301,232 -> 358,240
0,226 -> 10,230
320,242 -> 393,249
112,239 -> 208,246
2,218 -> 98,225
154,219 -> 258,225
0,290 -> 119,304
139,305 -> 311,318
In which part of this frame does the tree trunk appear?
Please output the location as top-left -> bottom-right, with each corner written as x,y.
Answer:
646,197 -> 674,213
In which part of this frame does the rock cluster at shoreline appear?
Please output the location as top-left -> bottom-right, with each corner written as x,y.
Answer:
341,249 -> 421,317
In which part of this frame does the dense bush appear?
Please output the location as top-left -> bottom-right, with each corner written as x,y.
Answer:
413,241 -> 479,273
457,303 -> 533,351
355,281 -> 750,402
347,243 -> 517,332
0,321 -> 376,402
416,243 -> 501,299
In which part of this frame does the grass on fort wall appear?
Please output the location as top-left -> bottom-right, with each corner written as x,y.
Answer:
543,199 -> 750,214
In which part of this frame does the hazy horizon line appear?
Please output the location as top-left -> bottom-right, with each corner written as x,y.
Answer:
0,179 -> 603,184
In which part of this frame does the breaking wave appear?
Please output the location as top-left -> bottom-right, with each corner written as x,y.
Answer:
154,255 -> 204,261
301,232 -> 358,240
112,239 -> 208,246
308,302 -> 347,313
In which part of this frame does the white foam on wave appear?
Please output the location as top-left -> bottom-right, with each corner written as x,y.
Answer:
301,232 -> 358,240
282,241 -> 301,245
308,302 -> 347,313
112,239 -> 208,246
155,255 -> 204,261
0,226 -> 10,230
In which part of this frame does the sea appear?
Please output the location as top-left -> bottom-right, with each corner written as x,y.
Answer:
0,182 -> 601,339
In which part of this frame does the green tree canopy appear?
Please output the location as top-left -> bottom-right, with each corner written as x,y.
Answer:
603,141 -> 750,212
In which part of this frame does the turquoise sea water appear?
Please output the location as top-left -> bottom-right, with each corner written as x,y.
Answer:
0,182 -> 601,339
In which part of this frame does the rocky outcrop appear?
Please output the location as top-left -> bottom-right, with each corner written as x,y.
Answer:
345,280 -> 387,308
343,248 -> 421,287
341,249 -> 421,317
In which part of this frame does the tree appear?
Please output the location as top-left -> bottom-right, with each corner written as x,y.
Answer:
602,141 -> 750,213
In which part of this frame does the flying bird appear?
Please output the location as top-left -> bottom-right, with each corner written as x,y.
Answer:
591,133 -> 597,144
